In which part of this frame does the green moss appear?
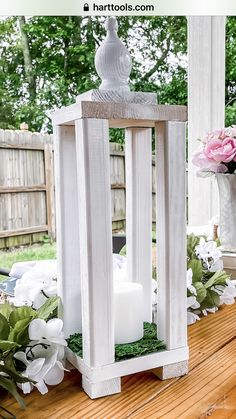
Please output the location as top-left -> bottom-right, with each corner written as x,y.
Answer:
67,322 -> 166,362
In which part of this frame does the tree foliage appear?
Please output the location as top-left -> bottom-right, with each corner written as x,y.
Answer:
226,17 -> 236,126
1,16 -> 235,136
0,16 -> 187,135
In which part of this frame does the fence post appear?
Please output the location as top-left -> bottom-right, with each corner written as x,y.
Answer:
44,143 -> 56,239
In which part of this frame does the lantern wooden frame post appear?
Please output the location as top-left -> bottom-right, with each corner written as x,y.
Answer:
52,96 -> 188,399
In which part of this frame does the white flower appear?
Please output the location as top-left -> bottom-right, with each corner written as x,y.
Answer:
209,259 -> 224,272
195,238 -> 222,268
14,346 -> 66,395
187,296 -> 200,310
29,318 -> 67,347
152,279 -> 157,304
187,311 -> 200,325
202,307 -> 218,316
187,269 -> 197,295
219,283 -> 236,305
10,270 -> 57,309
187,296 -> 200,325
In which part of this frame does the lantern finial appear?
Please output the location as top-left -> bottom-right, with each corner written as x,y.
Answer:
95,16 -> 132,91
105,16 -> 118,32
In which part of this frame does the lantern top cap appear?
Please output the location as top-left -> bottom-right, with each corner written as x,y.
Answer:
105,16 -> 118,32
76,16 -> 157,104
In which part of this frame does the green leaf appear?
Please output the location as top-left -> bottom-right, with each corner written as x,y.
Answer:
0,313 -> 10,340
9,306 -> 36,328
0,375 -> 25,409
0,363 -> 30,384
0,340 -> 19,352
188,260 -> 203,283
204,271 -> 229,289
0,303 -> 14,320
187,234 -> 201,260
194,282 -> 207,303
37,296 -> 59,320
8,318 -> 32,345
201,289 -> 220,310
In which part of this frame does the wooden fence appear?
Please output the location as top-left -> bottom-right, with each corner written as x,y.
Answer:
0,129 -> 158,249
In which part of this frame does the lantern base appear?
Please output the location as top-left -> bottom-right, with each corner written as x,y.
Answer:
153,360 -> 188,380
82,375 -> 121,399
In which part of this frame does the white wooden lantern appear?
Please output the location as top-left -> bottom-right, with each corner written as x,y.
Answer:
52,17 -> 188,399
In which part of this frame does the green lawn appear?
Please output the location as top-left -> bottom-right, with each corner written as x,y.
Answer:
0,243 -> 56,280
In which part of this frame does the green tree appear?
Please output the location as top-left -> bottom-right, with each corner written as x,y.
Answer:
226,17 -> 236,126
0,16 -> 187,136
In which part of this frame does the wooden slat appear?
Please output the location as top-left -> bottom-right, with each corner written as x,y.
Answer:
52,101 -> 187,126
0,185 -> 46,193
189,303 -> 236,370
54,126 -> 82,338
130,340 -> 236,418
0,143 -> 45,150
75,118 -> 114,368
188,17 -> 225,226
0,225 -> 48,238
2,304 -> 236,418
44,144 -> 56,238
209,386 -> 236,418
155,121 -> 187,349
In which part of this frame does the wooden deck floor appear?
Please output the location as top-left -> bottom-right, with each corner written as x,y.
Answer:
2,303 -> 236,418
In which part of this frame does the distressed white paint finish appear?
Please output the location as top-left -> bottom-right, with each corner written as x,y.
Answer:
76,89 -> 157,104
66,345 -> 189,383
52,101 -> 187,126
53,97 -> 188,398
75,118 -> 114,368
153,360 -> 188,380
125,128 -> 152,322
54,126 -> 82,338
82,375 -> 121,399
95,17 -> 132,91
188,16 -> 225,226
155,121 -> 187,350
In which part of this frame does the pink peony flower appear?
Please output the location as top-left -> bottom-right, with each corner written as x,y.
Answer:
192,150 -> 227,173
204,129 -> 228,143
193,126 -> 236,174
204,137 -> 236,163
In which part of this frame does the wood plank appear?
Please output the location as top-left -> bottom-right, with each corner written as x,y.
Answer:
0,225 -> 48,238
82,103 -> 187,123
0,185 -> 46,193
188,17 -> 225,226
54,125 -> 82,338
0,143 -> 45,150
75,118 -> 114,368
209,385 -> 236,418
125,128 -> 153,322
67,347 -> 189,383
189,303 -> 236,370
2,304 -> 236,418
52,102 -> 187,126
155,121 -> 187,349
44,144 -> 56,238
130,339 -> 236,418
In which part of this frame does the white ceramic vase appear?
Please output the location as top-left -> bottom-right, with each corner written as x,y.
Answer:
216,173 -> 236,252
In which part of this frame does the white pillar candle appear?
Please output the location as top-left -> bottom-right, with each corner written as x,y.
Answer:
114,282 -> 144,344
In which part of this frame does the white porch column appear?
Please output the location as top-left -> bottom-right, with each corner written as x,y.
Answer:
188,16 -> 225,226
